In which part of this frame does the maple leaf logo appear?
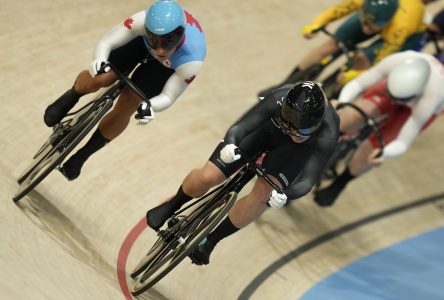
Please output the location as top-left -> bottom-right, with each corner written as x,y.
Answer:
185,75 -> 196,84
123,18 -> 134,30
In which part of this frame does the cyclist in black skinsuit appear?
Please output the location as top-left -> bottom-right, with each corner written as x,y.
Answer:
147,81 -> 340,265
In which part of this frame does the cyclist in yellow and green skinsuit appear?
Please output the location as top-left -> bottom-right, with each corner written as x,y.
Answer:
258,0 -> 426,98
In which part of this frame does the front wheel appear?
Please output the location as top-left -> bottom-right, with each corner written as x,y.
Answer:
131,191 -> 237,296
13,98 -> 113,202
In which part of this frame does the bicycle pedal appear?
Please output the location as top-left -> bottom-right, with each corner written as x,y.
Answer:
158,229 -> 170,240
167,216 -> 179,228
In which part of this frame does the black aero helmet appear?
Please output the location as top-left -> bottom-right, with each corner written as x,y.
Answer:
278,81 -> 328,136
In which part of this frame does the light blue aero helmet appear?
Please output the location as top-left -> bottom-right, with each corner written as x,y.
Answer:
144,0 -> 186,50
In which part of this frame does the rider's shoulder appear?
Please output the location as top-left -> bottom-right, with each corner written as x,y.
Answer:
120,11 -> 146,33
265,84 -> 293,101
318,104 -> 340,141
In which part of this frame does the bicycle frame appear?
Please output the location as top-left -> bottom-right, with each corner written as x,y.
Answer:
315,102 -> 385,187
130,150 -> 284,294
173,150 -> 283,217
14,63 -> 151,201
298,26 -> 358,100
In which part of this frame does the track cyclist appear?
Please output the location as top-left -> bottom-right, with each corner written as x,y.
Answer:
43,0 -> 206,180
258,0 -> 427,98
146,81 -> 340,265
314,51 -> 444,207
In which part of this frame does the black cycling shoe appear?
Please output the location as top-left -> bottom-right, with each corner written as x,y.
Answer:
188,238 -> 215,266
60,155 -> 84,181
44,88 -> 80,127
313,182 -> 346,207
146,201 -> 177,231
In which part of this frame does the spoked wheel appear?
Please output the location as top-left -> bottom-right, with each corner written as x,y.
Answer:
131,238 -> 167,279
131,192 -> 237,296
13,98 -> 113,202
16,124 -> 71,185
320,69 -> 342,100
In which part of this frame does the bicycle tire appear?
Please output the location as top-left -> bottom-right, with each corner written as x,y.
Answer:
314,108 -> 384,192
320,69 -> 342,100
17,140 -> 55,184
131,191 -> 237,296
13,98 -> 113,202
130,185 -> 229,279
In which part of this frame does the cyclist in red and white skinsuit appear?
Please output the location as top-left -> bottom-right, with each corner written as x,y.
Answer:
314,50 -> 444,206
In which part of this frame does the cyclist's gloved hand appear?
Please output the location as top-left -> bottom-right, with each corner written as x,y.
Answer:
135,101 -> 154,125
220,144 -> 241,164
268,190 -> 287,208
89,58 -> 110,77
302,24 -> 321,39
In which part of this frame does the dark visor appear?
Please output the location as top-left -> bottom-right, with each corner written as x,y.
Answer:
144,26 -> 184,50
276,117 -> 318,137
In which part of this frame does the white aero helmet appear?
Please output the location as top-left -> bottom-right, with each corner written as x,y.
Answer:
387,57 -> 431,103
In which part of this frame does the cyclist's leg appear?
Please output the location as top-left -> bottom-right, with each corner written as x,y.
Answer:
189,176 -> 275,265
147,129 -> 267,231
315,107 -> 411,206
298,38 -> 338,71
299,13 -> 367,71
146,142 -> 242,231
338,79 -> 393,134
146,161 -> 228,230
258,15 -> 370,97
190,138 -> 309,265
337,97 -> 380,134
43,38 -> 149,127
60,88 -> 142,180
332,15 -> 377,83
60,38 -> 162,180
257,35 -> 338,98
44,70 -> 117,127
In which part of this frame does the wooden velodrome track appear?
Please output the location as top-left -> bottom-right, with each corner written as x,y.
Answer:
2,0 -> 444,299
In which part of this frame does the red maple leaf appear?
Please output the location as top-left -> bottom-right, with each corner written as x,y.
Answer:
123,18 -> 134,30
185,75 -> 196,84
185,11 -> 202,32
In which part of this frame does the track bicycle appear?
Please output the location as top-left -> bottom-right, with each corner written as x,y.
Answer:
313,102 -> 385,194
13,63 -> 151,202
258,26 -> 359,100
130,149 -> 283,296
424,28 -> 444,62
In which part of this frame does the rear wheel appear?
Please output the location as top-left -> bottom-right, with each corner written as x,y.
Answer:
320,69 -> 342,100
131,192 -> 237,296
13,98 -> 113,202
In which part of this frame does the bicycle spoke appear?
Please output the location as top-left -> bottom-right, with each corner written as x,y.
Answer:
131,192 -> 237,296
13,98 -> 113,202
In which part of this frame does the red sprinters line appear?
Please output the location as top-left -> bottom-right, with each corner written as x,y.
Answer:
116,217 -> 147,300
117,196 -> 173,299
